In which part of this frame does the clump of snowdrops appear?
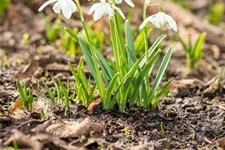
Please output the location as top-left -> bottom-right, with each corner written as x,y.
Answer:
38,0 -> 178,111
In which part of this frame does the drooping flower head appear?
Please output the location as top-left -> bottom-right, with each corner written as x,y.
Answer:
38,0 -> 76,19
140,11 -> 178,32
88,0 -> 125,21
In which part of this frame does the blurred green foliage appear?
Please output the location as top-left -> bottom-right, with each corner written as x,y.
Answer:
0,0 -> 10,14
176,32 -> 206,71
206,2 -> 224,25
171,0 -> 188,8
44,17 -> 104,57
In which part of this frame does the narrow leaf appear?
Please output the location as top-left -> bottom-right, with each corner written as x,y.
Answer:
129,50 -> 161,106
192,32 -> 206,61
148,46 -> 173,107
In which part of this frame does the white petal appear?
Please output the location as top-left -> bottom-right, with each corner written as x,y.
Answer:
115,0 -> 122,4
105,4 -> 114,16
112,5 -> 125,19
164,13 -> 178,31
67,0 -> 77,13
88,3 -> 101,14
38,0 -> 58,11
154,13 -> 165,28
139,17 -> 151,30
53,0 -> 62,13
93,6 -> 105,21
124,0 -> 134,7
61,2 -> 73,18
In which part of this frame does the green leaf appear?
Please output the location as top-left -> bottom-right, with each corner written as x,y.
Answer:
42,81 -> 55,105
129,50 -> 161,106
125,20 -> 136,57
65,27 -> 78,41
89,83 -> 97,104
175,32 -> 189,54
151,78 -> 173,108
192,32 -> 206,61
125,46 -> 136,67
78,36 -> 101,91
147,46 -> 173,107
93,46 -> 115,80
68,62 -> 89,105
140,35 -> 166,68
103,73 -> 119,109
135,28 -> 151,55
16,80 -> 27,106
112,58 -> 143,109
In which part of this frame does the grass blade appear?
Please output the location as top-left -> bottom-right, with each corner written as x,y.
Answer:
129,50 -> 161,106
147,46 -> 173,107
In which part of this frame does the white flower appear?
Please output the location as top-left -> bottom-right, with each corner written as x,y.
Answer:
114,0 -> 135,7
139,12 -> 178,32
38,0 -> 76,19
88,0 -> 125,21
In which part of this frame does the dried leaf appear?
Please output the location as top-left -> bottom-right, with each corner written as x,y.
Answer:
169,79 -> 202,89
169,79 -> 202,96
45,63 -> 70,72
87,98 -> 101,112
4,129 -> 42,150
46,118 -> 104,138
15,59 -> 39,80
216,137 -> 225,149
10,96 -> 22,110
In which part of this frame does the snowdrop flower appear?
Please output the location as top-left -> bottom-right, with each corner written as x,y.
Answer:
38,0 -> 77,19
114,0 -> 135,7
88,0 -> 125,21
139,11 -> 178,32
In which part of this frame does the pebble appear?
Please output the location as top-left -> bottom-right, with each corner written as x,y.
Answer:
5,85 -> 15,90
176,98 -> 183,104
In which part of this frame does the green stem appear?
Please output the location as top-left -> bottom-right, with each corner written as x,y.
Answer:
109,18 -> 121,76
143,5 -> 148,65
109,16 -> 126,111
143,4 -> 150,105
187,55 -> 194,72
75,0 -> 105,99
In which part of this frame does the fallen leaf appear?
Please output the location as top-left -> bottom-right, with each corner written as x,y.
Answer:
169,79 -> 203,96
46,118 -> 104,138
202,76 -> 222,96
169,79 -> 202,89
3,129 -> 79,150
45,63 -> 70,72
216,137 -> 225,149
7,3 -> 23,25
87,98 -> 101,112
3,129 -> 42,150
15,59 -> 39,80
10,96 -> 22,110
31,119 -> 53,133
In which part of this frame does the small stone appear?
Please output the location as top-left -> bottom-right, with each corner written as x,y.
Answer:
176,98 -> 183,104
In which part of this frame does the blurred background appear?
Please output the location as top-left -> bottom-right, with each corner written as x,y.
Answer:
0,0 -> 225,81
